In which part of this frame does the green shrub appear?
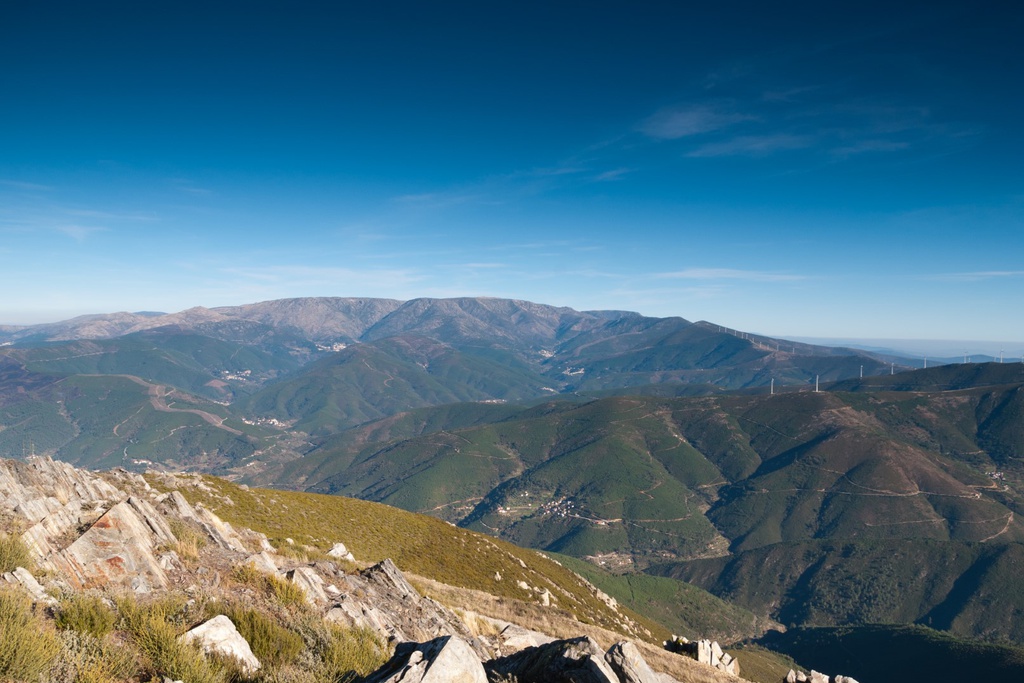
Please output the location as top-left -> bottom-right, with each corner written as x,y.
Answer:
207,602 -> 304,668
0,533 -> 32,573
232,564 -> 309,608
319,625 -> 389,682
232,562 -> 265,587
116,593 -> 238,683
55,630 -> 139,683
0,589 -> 61,681
267,573 -> 309,607
293,615 -> 389,683
55,593 -> 117,638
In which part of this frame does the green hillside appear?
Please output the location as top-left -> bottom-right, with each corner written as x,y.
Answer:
240,336 -> 555,435
4,330 -> 298,399
264,370 -> 1024,644
0,374 -> 299,473
552,553 -> 766,643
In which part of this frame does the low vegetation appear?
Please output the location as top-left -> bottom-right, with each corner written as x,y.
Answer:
55,593 -> 117,638
0,532 -> 32,573
0,579 -> 397,683
205,601 -> 304,668
0,589 -> 62,681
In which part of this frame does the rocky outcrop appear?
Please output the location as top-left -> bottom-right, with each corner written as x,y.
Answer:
157,490 -> 247,552
180,615 -> 261,674
364,636 -> 488,683
325,559 -> 490,660
1,566 -> 56,606
0,456 -> 250,594
665,635 -> 739,676
487,636 -> 621,683
498,623 -> 556,653
287,565 -> 330,605
45,496 -> 176,591
1,456 -> 122,560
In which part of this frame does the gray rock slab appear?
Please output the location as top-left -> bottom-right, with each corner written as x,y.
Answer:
364,636 -> 487,683
180,614 -> 260,674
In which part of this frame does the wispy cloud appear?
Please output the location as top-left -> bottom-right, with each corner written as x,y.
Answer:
594,167 -> 633,181
687,134 -> 814,158
56,224 -> 108,242
0,179 -> 53,191
392,191 -> 483,207
655,268 -> 808,282
925,270 -> 1024,282
66,209 -> 158,222
830,139 -> 910,158
639,104 -> 752,140
170,178 -> 214,195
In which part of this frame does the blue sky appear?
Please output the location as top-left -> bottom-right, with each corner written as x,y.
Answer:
1,1 -> 1022,347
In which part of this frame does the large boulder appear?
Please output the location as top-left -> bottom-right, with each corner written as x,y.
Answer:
364,636 -> 487,683
486,636 -> 619,683
605,641 -> 660,683
180,615 -> 260,674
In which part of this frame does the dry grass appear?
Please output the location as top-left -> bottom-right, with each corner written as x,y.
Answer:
167,519 -> 208,562
231,562 -> 309,608
205,601 -> 304,668
0,533 -> 32,573
0,588 -> 62,681
54,630 -> 138,683
55,592 -> 117,639
115,593 -> 240,683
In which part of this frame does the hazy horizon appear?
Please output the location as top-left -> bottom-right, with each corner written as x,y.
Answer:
3,299 -> 1022,359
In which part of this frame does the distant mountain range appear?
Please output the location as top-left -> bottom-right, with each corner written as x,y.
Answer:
5,295 -> 1024,658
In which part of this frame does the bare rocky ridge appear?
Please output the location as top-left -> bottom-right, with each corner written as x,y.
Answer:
0,455 -> 751,683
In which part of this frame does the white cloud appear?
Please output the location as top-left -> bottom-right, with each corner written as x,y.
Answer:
639,105 -> 751,140
594,168 -> 633,181
56,224 -> 108,242
830,139 -> 910,157
687,134 -> 814,157
66,209 -> 158,222
925,271 -> 1024,282
0,179 -> 53,191
655,268 -> 807,282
